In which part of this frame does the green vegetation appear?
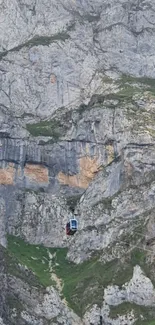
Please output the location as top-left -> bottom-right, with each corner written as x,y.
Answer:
5,248 -> 42,288
60,257 -> 118,316
102,75 -> 114,84
110,302 -> 155,325
1,34 -> 67,59
103,74 -> 155,104
0,27 -> 73,60
110,302 -> 150,318
7,235 -> 56,287
75,74 -> 155,116
116,74 -> 155,96
105,85 -> 141,102
26,108 -> 73,138
7,235 -> 120,316
6,235 -> 137,316
6,235 -> 155,319
130,249 -> 146,266
24,31 -> 70,48
26,119 -> 63,138
108,248 -> 155,324
119,74 -> 155,87
116,85 -> 141,99
102,74 -> 143,103
111,250 -> 146,286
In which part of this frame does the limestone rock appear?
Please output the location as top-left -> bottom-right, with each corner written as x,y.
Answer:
104,265 -> 155,306
8,275 -> 82,325
7,192 -> 70,247
2,0 -> 155,324
1,0 -> 155,132
83,304 -> 135,325
0,318 -> 6,325
0,199 -> 7,247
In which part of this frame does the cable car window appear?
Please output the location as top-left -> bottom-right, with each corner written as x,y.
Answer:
71,220 -> 77,228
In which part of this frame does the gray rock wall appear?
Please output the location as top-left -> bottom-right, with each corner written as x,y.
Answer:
1,0 -> 155,324
1,0 -> 155,133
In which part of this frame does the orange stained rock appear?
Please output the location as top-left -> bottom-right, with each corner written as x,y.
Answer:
24,164 -> 49,183
0,163 -> 14,185
57,156 -> 100,189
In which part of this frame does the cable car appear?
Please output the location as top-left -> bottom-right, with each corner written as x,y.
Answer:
66,218 -> 78,236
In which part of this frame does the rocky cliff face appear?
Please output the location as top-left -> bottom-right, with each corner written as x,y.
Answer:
1,0 -> 155,324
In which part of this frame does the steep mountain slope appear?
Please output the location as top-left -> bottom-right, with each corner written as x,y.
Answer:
1,0 -> 155,324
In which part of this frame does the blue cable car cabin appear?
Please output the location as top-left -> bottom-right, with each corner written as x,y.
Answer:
66,219 -> 78,236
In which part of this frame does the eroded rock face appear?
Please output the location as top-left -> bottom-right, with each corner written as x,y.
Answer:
0,0 -> 155,134
84,304 -> 136,325
1,0 -> 155,325
84,266 -> 155,325
8,276 -> 81,325
104,266 -> 155,306
0,137 -> 112,192
7,192 -> 70,246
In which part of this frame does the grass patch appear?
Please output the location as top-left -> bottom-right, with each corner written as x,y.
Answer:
6,235 -> 155,318
105,86 -> 141,102
102,76 -> 114,84
58,257 -> 118,315
110,302 -> 155,324
105,92 -> 132,102
26,119 -> 64,138
119,75 -> 155,88
24,32 -> 70,47
130,249 -> 146,266
6,235 -> 129,316
5,249 -> 42,288
117,85 -> 141,99
7,235 -> 56,287
117,74 -> 155,96
0,24 -> 74,60
26,109 -> 73,138
104,74 -> 155,103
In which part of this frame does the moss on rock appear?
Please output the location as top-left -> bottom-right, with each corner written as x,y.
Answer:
110,302 -> 155,325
